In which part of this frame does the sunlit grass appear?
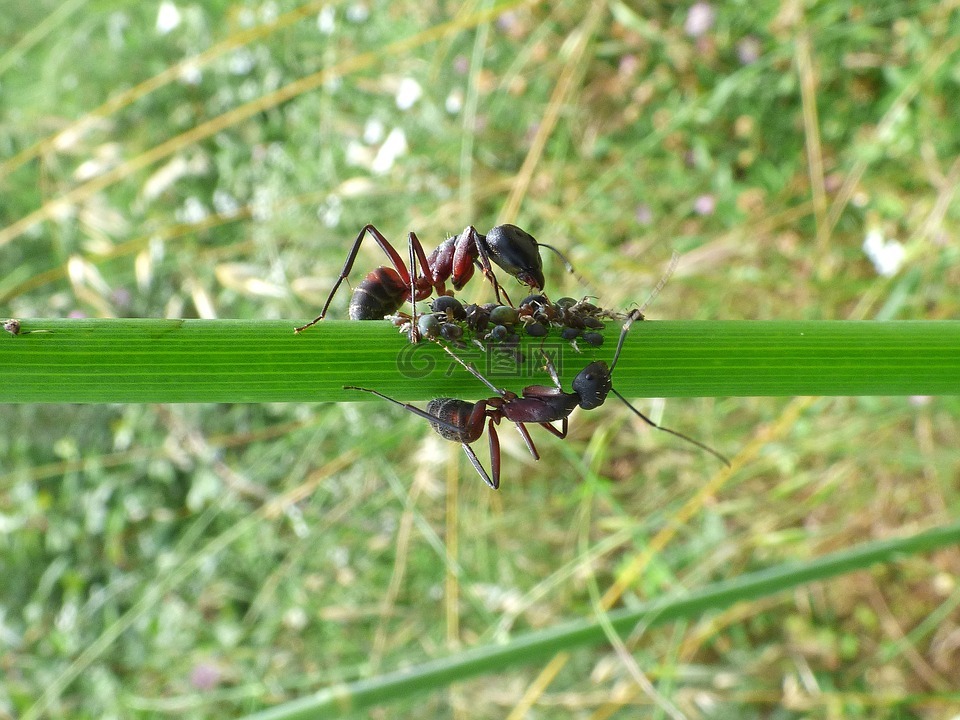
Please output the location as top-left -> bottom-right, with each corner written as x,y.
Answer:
2,1 -> 959,719
3,319 -> 959,402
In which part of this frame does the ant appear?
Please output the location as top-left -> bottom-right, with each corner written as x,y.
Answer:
345,309 -> 730,489
340,392 -> 514,489
294,223 -> 573,335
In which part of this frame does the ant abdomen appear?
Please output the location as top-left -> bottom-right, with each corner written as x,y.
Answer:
349,268 -> 408,320
426,398 -> 485,443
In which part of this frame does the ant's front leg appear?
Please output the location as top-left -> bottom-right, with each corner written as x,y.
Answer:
407,232 -> 421,343
463,226 -> 512,306
536,349 -> 564,391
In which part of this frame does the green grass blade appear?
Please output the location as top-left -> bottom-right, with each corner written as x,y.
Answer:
2,319 -> 958,402
243,520 -> 960,719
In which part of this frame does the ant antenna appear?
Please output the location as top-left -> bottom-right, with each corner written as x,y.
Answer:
537,242 -> 589,287
637,250 -> 680,316
537,243 -> 575,273
610,388 -> 731,467
609,309 -> 643,374
609,251 -> 681,373
606,251 -> 731,466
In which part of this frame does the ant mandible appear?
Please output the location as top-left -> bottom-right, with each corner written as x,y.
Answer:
346,309 -> 730,489
294,223 -> 572,335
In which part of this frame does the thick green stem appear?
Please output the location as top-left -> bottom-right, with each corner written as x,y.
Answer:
1,318 -> 958,402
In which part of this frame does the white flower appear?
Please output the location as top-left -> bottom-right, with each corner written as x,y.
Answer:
156,1 -> 182,34
372,128 -> 408,174
317,6 -> 335,34
862,228 -> 905,277
395,77 -> 423,110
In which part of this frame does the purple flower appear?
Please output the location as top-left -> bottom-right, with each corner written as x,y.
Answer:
684,3 -> 715,38
693,194 -> 716,216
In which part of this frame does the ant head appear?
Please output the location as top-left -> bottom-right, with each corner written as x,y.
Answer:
572,361 -> 613,410
485,224 -> 545,290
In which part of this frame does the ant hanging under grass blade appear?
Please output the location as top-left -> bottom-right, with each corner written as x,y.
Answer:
342,389 -> 510,490
294,223 -> 576,336
438,309 -> 731,466
345,307 -> 730,490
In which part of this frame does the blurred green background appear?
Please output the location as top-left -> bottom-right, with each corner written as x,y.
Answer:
2,1 -> 959,717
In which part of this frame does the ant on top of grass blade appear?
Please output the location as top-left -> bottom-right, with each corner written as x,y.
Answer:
294,223 -> 574,336
345,308 -> 730,490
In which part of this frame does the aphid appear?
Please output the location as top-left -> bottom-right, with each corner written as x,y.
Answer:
463,303 -> 492,334
295,224 -> 574,335
488,325 -> 509,342
417,313 -> 441,339
524,322 -> 548,337
489,305 -> 519,326
439,323 -> 463,342
431,295 -> 467,321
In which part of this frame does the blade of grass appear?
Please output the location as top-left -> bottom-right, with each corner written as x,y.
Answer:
2,319 -> 958,402
242,520 -> 960,719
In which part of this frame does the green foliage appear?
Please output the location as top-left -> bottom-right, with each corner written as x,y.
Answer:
1,1 -> 959,719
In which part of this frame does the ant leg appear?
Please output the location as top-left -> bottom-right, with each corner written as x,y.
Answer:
468,227 -> 511,306
433,341 -> 507,397
531,349 -> 570,439
407,233 -> 420,343
343,386 -> 466,437
295,224 -> 412,334
610,388 -> 731,467
343,385 -> 500,490
536,348 -> 564,390
486,418 -> 501,489
538,417 -> 568,440
497,284 -> 514,308
434,342 -> 539,462
470,272 -> 512,306
462,442 -> 497,490
513,421 -> 540,460
408,231 -> 440,292
431,341 -> 544,463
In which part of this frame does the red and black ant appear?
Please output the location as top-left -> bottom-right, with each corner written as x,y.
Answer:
345,309 -> 730,489
294,223 -> 572,335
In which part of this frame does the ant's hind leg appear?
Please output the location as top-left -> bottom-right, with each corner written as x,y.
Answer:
295,224 -> 412,334
461,442 -> 497,490
343,385 -> 464,437
538,418 -> 568,440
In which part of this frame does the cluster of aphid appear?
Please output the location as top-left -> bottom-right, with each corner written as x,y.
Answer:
297,223 -> 729,489
415,294 -> 614,350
